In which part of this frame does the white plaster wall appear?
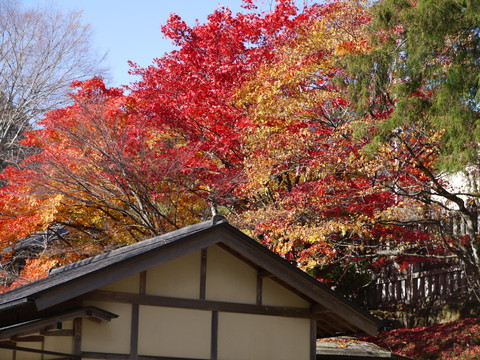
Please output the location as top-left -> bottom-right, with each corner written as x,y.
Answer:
12,341 -> 42,360
146,250 -> 201,299
218,312 -> 310,360
0,348 -> 13,360
138,305 -> 211,358
262,278 -> 310,308
81,301 -> 132,355
100,273 -> 140,293
44,338 -> 73,359
206,245 -> 257,304
43,320 -> 74,359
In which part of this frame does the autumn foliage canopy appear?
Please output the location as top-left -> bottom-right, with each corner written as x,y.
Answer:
0,0 -> 479,296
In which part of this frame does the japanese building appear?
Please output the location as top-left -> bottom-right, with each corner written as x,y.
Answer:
0,216 -> 384,360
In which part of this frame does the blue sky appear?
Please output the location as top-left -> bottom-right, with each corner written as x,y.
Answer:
23,0 -> 253,86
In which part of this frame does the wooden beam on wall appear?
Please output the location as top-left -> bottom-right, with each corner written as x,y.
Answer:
40,329 -> 74,337
210,311 -> 218,360
72,318 -> 82,357
140,271 -> 147,295
200,248 -> 207,300
131,271 -> 145,360
310,318 -> 317,360
130,304 -> 139,360
10,335 -> 43,342
256,271 -> 263,306
85,290 -> 313,318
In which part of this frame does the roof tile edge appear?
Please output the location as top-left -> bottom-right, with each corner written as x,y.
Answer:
212,215 -> 228,225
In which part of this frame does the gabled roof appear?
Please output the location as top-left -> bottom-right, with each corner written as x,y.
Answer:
0,216 -> 382,336
0,216 -> 227,310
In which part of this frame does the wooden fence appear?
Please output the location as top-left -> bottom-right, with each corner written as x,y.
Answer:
354,265 -> 473,309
